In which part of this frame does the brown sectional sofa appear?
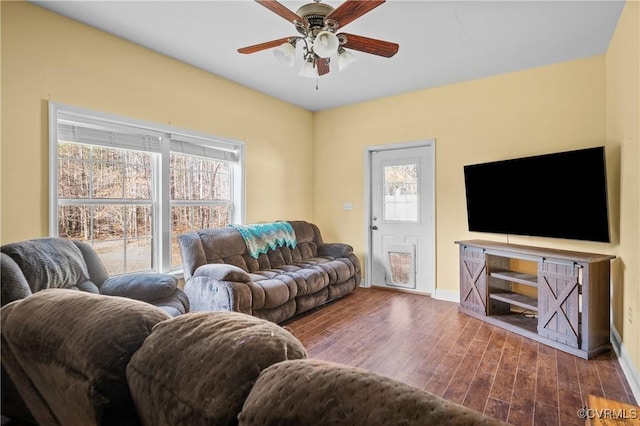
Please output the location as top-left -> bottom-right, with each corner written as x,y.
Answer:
1,290 -> 506,425
178,220 -> 361,323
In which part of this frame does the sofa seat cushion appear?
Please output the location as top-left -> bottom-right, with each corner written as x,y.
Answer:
292,257 -> 355,285
285,267 -> 328,296
126,311 -> 307,425
250,266 -> 328,298
248,272 -> 298,309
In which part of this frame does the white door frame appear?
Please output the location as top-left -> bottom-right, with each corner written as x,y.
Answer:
363,139 -> 436,291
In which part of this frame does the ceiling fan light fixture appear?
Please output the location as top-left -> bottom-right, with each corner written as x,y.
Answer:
239,0 -> 399,80
298,59 -> 317,78
313,30 -> 339,58
338,49 -> 357,72
273,41 -> 296,67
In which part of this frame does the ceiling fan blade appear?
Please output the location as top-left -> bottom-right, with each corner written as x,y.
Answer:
238,37 -> 293,54
339,33 -> 399,58
326,0 -> 385,29
256,0 -> 303,24
316,58 -> 330,76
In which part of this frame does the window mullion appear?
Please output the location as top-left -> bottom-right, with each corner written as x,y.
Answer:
159,134 -> 172,273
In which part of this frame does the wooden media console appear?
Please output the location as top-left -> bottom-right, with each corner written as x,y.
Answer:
455,239 -> 615,359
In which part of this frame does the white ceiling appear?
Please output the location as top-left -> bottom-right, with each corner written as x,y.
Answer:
30,0 -> 625,112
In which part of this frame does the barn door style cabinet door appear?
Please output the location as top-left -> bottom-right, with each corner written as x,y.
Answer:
455,240 -> 615,359
458,244 -> 487,316
537,260 -> 581,349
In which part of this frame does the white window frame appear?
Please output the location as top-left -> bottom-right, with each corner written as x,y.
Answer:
49,101 -> 245,275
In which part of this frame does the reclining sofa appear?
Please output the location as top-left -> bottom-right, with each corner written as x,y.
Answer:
1,290 -> 506,425
178,220 -> 361,323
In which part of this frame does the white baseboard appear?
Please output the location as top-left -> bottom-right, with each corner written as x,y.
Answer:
434,288 -> 460,303
611,325 -> 640,403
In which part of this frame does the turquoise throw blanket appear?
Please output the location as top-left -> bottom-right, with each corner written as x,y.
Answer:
231,221 -> 297,259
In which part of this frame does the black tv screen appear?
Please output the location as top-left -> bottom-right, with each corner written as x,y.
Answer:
464,146 -> 610,243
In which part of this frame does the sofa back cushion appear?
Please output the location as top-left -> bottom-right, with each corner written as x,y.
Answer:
1,238 -> 96,294
1,289 -> 170,426
239,359 -> 506,426
126,311 -> 307,425
184,221 -> 324,275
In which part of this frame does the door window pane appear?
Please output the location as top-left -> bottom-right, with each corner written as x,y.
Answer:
383,163 -> 418,221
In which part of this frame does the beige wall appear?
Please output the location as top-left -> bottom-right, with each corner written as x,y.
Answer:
606,0 -> 640,388
0,1 -> 314,243
0,0 -> 3,243
314,56 -> 608,281
313,1 -> 638,389
2,0 -> 638,391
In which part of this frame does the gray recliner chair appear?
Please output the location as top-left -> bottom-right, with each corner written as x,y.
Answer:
1,237 -> 189,316
0,237 -> 189,422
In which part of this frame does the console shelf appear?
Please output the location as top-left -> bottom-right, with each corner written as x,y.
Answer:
490,270 -> 538,287
488,312 -> 539,335
489,291 -> 538,311
455,239 -> 615,359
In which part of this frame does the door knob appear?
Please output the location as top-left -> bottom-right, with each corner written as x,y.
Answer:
371,225 -> 378,230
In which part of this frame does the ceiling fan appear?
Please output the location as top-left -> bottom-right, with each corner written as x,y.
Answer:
238,0 -> 399,79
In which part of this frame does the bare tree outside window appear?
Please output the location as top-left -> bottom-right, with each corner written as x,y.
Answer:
57,142 -> 154,274
51,103 -> 243,276
170,153 -> 231,268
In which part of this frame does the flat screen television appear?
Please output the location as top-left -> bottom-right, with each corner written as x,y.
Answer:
463,146 -> 610,243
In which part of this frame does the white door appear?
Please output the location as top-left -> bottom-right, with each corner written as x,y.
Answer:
368,143 -> 435,294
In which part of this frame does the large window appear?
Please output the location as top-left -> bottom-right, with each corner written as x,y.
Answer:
50,102 -> 243,275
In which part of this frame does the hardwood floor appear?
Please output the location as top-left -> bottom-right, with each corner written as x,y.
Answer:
283,287 -> 637,426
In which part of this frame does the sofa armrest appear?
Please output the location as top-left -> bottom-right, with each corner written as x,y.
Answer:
183,278 -> 252,314
72,241 -> 109,286
317,243 -> 354,259
187,265 -> 265,313
1,254 -> 32,307
178,232 -> 208,281
100,274 -> 178,303
192,263 -> 252,283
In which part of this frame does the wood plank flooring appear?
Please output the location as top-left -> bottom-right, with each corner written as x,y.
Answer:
283,287 -> 637,426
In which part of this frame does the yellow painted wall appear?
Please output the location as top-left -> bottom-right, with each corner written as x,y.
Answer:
606,0 -> 640,388
313,1 -> 639,387
0,0 -> 3,243
0,1 -> 314,243
2,0 -> 638,390
314,56 -> 609,282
